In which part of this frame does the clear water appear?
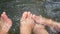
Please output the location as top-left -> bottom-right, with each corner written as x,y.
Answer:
0,0 -> 60,34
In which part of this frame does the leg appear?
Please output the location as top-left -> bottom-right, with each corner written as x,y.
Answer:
20,11 -> 35,34
33,24 -> 49,34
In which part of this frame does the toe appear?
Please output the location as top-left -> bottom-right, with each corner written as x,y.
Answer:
32,15 -> 42,24
27,12 -> 31,18
1,12 -> 12,25
27,11 -> 33,19
32,14 -> 36,20
1,12 -> 9,21
22,11 -> 28,19
32,15 -> 39,22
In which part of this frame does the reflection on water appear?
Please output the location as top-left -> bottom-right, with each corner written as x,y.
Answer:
0,0 -> 60,34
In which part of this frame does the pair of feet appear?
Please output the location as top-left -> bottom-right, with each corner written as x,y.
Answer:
0,11 -> 46,34
20,12 -> 49,34
0,11 -> 59,34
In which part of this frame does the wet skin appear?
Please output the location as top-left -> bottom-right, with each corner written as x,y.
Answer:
32,14 -> 60,33
20,12 -> 35,34
0,11 -> 60,34
33,24 -> 49,34
20,11 -> 49,34
0,12 -> 12,34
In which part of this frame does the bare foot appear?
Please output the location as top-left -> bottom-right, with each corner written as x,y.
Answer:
32,15 -> 60,34
32,15 -> 46,25
32,15 -> 54,26
0,12 -> 12,34
33,24 -> 49,34
20,12 -> 35,34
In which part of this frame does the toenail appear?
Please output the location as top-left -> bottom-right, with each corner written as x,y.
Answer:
28,12 -> 31,14
3,12 -> 6,14
33,15 -> 35,17
40,15 -> 42,17
24,12 -> 27,14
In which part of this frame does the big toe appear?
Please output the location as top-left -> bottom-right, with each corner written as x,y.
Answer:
1,12 -> 9,21
27,11 -> 32,18
22,11 -> 28,19
1,12 -> 12,23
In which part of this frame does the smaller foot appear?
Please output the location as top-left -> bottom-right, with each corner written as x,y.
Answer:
0,12 -> 12,33
32,15 -> 46,25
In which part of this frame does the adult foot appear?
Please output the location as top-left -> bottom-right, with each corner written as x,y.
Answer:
0,12 -> 12,34
32,15 -> 46,25
32,15 -> 53,26
33,24 -> 49,34
20,11 -> 35,34
32,15 -> 60,34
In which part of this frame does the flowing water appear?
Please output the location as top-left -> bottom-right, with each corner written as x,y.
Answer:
0,0 -> 60,34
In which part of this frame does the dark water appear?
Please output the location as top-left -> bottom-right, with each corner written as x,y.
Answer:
0,0 -> 60,34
